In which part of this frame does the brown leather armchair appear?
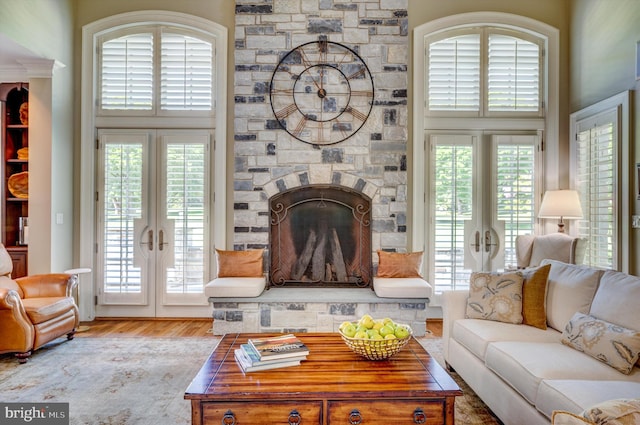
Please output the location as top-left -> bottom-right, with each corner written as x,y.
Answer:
0,244 -> 79,363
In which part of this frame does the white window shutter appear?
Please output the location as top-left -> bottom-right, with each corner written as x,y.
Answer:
160,31 -> 213,111
101,33 -> 154,110
428,34 -> 480,111
487,33 -> 540,112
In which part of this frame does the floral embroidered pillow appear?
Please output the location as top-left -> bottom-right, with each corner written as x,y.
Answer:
466,272 -> 524,324
562,312 -> 640,374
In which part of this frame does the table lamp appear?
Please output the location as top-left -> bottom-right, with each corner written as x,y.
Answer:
538,190 -> 583,233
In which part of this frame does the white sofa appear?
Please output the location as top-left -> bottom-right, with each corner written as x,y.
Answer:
442,260 -> 640,425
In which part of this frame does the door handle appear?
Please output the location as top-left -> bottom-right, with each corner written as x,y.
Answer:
470,231 -> 480,252
485,230 -> 497,253
158,229 -> 168,251
140,229 -> 153,251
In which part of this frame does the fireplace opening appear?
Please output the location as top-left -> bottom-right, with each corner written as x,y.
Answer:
269,185 -> 372,288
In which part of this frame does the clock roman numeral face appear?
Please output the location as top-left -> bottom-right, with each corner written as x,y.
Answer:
269,39 -> 374,146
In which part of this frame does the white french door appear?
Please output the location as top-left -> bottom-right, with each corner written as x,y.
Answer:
95,129 -> 212,317
425,133 -> 541,295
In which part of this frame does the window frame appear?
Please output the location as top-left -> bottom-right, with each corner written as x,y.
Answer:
96,24 -> 216,119
425,25 -> 544,119
570,90 -> 631,272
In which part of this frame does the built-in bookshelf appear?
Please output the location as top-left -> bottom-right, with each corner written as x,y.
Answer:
1,82 -> 29,277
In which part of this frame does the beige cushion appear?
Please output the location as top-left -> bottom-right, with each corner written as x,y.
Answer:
561,312 -> 640,374
215,249 -> 264,277
590,270 -> 640,332
552,411 -> 594,425
466,272 -> 523,324
485,342 -> 639,406
372,277 -> 432,299
530,233 -> 578,266
521,264 -> 551,329
539,380 -> 640,419
452,318 -> 560,361
541,260 -> 603,332
205,277 -> 266,298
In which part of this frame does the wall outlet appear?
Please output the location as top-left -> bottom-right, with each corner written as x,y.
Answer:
632,215 -> 640,229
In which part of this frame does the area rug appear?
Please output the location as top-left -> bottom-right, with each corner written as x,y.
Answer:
0,336 -> 499,425
0,337 -> 218,425
417,337 -> 501,425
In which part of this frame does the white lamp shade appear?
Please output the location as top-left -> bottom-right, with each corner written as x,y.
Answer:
538,190 -> 583,219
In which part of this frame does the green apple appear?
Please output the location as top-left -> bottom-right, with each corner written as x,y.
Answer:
394,325 -> 410,339
354,330 -> 368,339
358,314 -> 374,329
366,329 -> 380,339
369,332 -> 383,340
339,321 -> 352,331
384,333 -> 397,340
341,323 -> 357,337
379,325 -> 394,337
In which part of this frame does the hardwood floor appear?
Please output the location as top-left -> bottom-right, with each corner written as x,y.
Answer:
75,318 -> 443,338
75,318 -> 213,338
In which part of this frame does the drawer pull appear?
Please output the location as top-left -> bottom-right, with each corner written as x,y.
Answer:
221,409 -> 236,425
288,409 -> 301,424
348,409 -> 362,424
413,407 -> 426,424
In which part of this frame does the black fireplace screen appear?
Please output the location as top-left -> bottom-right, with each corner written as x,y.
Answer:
269,185 -> 372,288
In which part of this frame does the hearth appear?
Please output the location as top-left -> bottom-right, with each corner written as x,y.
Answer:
269,185 -> 372,288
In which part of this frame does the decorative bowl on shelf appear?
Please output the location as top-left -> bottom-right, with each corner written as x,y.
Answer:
8,171 -> 28,198
339,322 -> 413,360
19,102 -> 28,125
17,147 -> 28,160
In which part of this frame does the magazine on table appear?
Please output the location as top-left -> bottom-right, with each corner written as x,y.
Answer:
240,343 -> 307,366
248,334 -> 310,360
234,348 -> 302,373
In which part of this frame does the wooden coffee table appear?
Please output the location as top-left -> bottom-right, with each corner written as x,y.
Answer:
185,333 -> 462,425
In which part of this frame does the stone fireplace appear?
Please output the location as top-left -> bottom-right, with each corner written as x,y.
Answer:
269,185 -> 372,288
233,0 -> 409,265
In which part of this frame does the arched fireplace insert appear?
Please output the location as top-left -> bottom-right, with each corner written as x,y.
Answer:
269,185 -> 372,288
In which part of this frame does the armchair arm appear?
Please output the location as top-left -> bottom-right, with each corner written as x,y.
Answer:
16,273 -> 77,298
0,287 -> 34,354
441,290 -> 469,363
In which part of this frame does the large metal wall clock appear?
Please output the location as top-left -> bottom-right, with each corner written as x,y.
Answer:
269,37 -> 375,146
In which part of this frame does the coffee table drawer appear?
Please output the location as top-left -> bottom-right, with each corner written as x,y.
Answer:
202,401 -> 322,424
328,400 -> 445,425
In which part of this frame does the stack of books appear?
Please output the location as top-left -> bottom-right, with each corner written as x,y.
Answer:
234,333 -> 310,373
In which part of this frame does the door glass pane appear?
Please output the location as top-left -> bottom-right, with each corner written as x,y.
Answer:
103,142 -> 143,293
495,142 -> 535,268
433,144 -> 473,292
165,143 -> 207,294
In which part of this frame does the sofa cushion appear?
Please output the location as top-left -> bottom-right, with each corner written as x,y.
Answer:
205,277 -> 266,298
522,264 -> 552,330
541,260 -> 603,332
551,411 -> 593,425
452,318 -> 561,361
372,277 -> 432,299
561,312 -> 640,374
485,342 -> 640,405
466,272 -> 523,324
590,270 -> 640,333
215,249 -> 264,278
21,297 -> 77,324
538,380 -> 640,419
376,250 -> 423,278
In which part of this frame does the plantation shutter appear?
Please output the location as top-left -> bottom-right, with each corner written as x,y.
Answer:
160,31 -> 213,111
428,33 -> 480,111
487,33 -> 540,112
574,111 -> 616,269
100,33 -> 154,110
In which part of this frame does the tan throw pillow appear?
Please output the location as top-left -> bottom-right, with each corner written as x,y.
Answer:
216,249 -> 264,278
466,272 -> 524,324
582,398 -> 640,425
376,250 -> 423,278
561,312 -> 640,374
521,264 -> 551,330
